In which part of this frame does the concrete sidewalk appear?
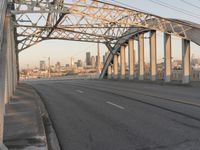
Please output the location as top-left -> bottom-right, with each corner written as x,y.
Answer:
3,84 -> 48,150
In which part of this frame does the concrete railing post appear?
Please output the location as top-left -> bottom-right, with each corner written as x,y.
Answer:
108,65 -> 112,79
113,54 -> 119,79
150,31 -> 157,81
182,39 -> 190,84
120,45 -> 126,79
138,33 -> 144,80
128,38 -> 135,80
164,33 -> 172,82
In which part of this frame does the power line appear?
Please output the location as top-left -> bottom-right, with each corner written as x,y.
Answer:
109,0 -> 147,13
180,0 -> 200,10
149,0 -> 200,19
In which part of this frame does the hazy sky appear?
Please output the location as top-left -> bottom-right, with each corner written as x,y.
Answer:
19,0 -> 200,69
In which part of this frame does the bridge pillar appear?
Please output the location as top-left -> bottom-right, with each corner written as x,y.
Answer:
164,33 -> 172,82
108,65 -> 112,79
4,14 -> 15,104
120,45 -> 126,79
182,39 -> 190,84
113,54 -> 119,79
0,31 -> 8,149
4,58 -> 8,105
10,17 -> 17,94
128,38 -> 135,80
0,0 -> 9,147
138,33 -> 144,80
150,31 -> 157,81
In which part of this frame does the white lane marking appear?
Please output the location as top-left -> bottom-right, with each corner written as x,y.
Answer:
106,101 -> 125,110
76,90 -> 84,94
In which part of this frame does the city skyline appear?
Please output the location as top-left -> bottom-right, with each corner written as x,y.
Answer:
22,50 -> 108,70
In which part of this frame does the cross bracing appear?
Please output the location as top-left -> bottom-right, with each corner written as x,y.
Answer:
10,0 -> 200,52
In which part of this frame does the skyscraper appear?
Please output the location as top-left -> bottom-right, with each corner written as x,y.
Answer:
86,52 -> 91,66
96,55 -> 98,67
70,57 -> 74,67
40,61 -> 46,71
97,43 -> 101,72
55,62 -> 61,73
91,56 -> 96,68
103,55 -> 105,64
77,59 -> 83,67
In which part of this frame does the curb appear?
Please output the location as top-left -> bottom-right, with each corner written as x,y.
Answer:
28,84 -> 61,150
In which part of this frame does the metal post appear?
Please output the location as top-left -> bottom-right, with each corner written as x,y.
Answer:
150,30 -> 157,81
120,45 -> 126,79
128,38 -> 135,80
164,33 -> 172,82
182,39 -> 190,84
138,33 -> 144,80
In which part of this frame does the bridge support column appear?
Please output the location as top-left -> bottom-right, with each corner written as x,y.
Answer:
7,35 -> 12,104
150,31 -> 157,81
139,33 -> 144,80
182,39 -> 190,84
4,14 -> 15,104
11,18 -> 17,93
120,45 -> 126,79
16,52 -> 20,83
108,65 -> 112,79
164,33 -> 172,82
0,1 -> 9,147
113,54 -> 119,79
0,25 -> 7,145
128,38 -> 135,80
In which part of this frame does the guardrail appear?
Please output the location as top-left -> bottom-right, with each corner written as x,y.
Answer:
21,73 -> 100,82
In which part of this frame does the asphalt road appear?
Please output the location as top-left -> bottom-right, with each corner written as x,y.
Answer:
29,79 -> 200,150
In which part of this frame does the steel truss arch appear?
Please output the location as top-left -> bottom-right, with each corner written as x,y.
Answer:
10,0 -> 200,52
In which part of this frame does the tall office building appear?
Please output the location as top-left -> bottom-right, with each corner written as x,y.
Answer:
103,55 -> 105,65
97,43 -> 101,71
77,59 -> 83,67
91,56 -> 96,68
105,51 -> 109,60
86,52 -> 91,66
96,55 -> 98,67
40,61 -> 46,71
55,62 -> 61,73
70,57 -> 74,67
